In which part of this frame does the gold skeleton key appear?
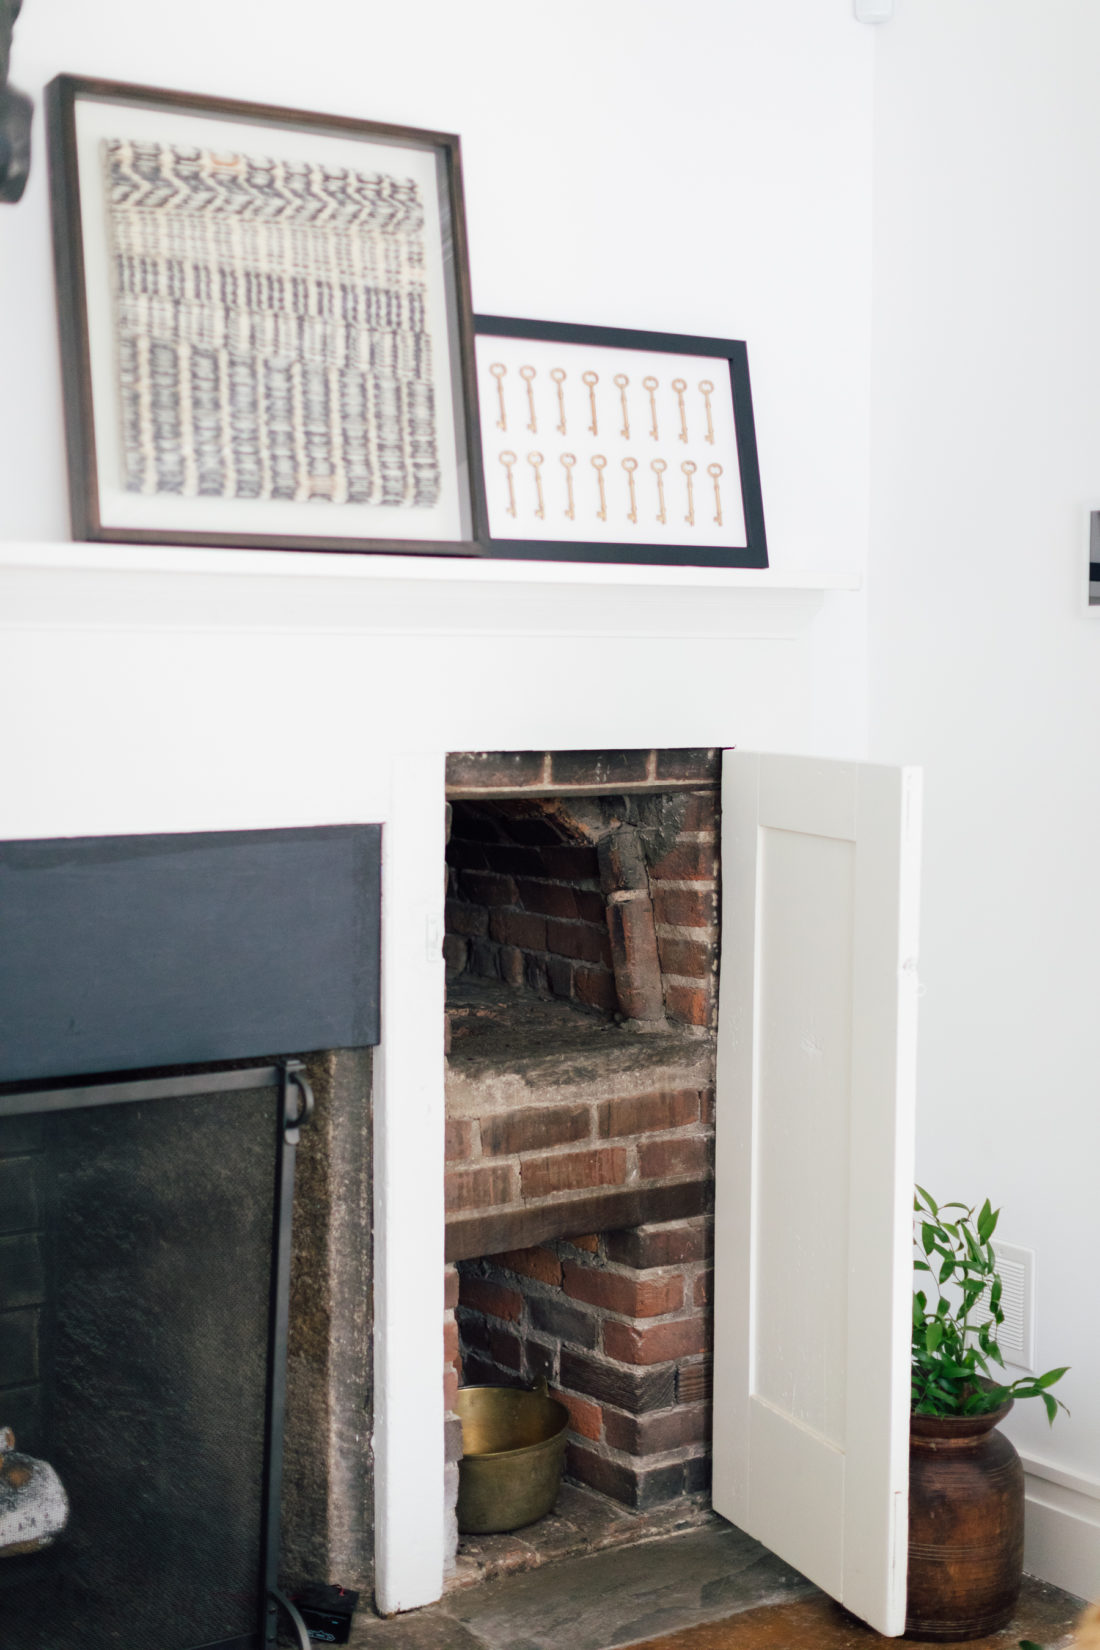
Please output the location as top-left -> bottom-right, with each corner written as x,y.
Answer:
490,362 -> 507,431
591,453 -> 608,521
708,462 -> 724,526
499,449 -> 517,518
551,368 -> 567,435
681,459 -> 697,526
622,456 -> 638,523
643,376 -> 659,439
651,457 -> 667,524
582,371 -> 599,436
672,378 -> 689,443
561,452 -> 577,519
528,450 -> 545,519
614,373 -> 630,439
699,379 -> 716,444
520,365 -> 537,433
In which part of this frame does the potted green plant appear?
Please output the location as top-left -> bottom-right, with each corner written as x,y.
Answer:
907,1186 -> 1069,1641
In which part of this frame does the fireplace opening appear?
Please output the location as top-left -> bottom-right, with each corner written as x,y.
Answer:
0,1067 -> 285,1650
442,750 -> 722,1567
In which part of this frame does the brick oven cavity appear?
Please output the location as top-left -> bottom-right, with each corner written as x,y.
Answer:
442,751 -> 723,1548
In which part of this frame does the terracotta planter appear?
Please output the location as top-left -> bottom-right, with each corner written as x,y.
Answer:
906,1400 -> 1024,1642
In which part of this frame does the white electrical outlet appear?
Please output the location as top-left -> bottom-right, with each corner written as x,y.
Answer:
854,0 -> 894,21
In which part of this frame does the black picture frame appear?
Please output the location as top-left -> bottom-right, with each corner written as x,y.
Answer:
473,314 -> 768,568
45,74 -> 485,556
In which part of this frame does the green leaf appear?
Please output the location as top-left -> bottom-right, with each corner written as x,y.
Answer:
977,1199 -> 998,1243
1035,1367 -> 1069,1390
925,1321 -> 944,1353
1018,1640 -> 1046,1649
916,1184 -> 938,1216
939,1258 -> 955,1284
1042,1393 -> 1058,1425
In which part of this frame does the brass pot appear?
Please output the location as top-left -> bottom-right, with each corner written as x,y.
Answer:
455,1382 -> 569,1534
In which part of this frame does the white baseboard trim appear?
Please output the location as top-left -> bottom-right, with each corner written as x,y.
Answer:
1021,1451 -> 1100,1602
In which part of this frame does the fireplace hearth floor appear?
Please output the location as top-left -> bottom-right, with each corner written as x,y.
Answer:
346,1518 -> 815,1649
345,1531 -> 1085,1650
448,1481 -> 715,1591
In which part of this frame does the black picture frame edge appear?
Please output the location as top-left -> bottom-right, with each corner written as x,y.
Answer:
473,312 -> 768,571
44,72 -> 489,560
46,76 -> 97,543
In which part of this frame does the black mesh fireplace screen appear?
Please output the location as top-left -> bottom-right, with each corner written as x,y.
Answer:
0,1064 -> 310,1650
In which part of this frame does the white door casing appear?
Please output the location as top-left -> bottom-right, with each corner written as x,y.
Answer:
712,751 -> 922,1636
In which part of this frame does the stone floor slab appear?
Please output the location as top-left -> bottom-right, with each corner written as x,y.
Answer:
348,1608 -> 484,1649
442,1523 -> 814,1650
619,1577 -> 1086,1650
344,1524 -> 1085,1650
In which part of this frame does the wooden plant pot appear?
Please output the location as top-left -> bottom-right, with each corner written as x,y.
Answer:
906,1401 -> 1024,1641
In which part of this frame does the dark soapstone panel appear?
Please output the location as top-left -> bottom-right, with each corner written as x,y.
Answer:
0,824 -> 381,1083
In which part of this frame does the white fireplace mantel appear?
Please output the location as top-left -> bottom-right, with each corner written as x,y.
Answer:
0,538 -> 863,1616
0,543 -> 858,640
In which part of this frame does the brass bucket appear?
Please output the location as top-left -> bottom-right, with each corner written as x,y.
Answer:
455,1382 -> 569,1534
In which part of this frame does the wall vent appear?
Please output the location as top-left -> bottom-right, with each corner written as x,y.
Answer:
985,1241 -> 1035,1372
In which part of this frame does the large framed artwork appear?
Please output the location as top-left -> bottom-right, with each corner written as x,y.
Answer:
473,315 -> 768,568
46,75 -> 483,555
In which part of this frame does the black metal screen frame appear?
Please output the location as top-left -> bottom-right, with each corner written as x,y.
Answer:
0,1060 -> 314,1650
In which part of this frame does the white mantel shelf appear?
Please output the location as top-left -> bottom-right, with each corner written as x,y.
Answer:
0,543 -> 859,639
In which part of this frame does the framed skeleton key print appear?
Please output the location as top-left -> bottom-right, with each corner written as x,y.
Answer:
472,315 -> 768,567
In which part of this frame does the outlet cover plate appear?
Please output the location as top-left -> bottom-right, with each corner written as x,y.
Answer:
854,0 -> 894,20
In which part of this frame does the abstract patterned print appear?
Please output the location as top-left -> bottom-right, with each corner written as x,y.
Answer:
102,138 -> 440,508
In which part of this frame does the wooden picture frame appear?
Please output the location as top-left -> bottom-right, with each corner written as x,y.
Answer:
46,75 -> 484,555
473,315 -> 768,568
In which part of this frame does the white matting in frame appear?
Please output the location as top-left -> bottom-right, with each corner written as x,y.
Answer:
473,318 -> 767,567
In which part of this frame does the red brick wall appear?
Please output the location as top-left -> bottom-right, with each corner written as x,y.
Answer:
444,1084 -> 715,1224
456,1221 -> 713,1510
446,819 -> 618,1016
444,748 -> 721,1031
650,789 -> 720,1030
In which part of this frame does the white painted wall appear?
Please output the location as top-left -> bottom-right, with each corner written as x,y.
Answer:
869,0 -> 1100,1596
0,0 -> 875,740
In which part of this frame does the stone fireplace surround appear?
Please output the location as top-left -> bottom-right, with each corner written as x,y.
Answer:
0,543 -> 856,1618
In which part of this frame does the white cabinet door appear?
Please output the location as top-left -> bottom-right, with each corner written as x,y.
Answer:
712,751 -> 922,1637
